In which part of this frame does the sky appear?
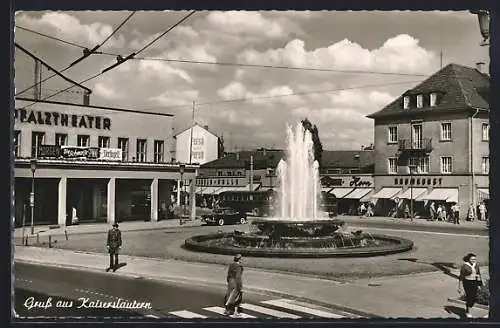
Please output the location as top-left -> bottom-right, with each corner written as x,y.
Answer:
14,10 -> 489,151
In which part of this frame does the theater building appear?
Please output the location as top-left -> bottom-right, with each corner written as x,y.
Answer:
367,64 -> 490,219
13,99 -> 197,227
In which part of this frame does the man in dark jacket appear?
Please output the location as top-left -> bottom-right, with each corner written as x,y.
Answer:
224,254 -> 244,316
106,223 -> 122,272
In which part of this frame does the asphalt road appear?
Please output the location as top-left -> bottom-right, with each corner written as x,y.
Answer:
15,262 -> 344,319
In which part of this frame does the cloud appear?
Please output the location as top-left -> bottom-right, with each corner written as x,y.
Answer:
16,12 -> 126,48
219,110 -> 263,127
206,11 -> 289,38
94,82 -> 124,100
237,34 -> 437,74
149,89 -> 200,107
138,60 -> 194,84
217,82 -> 305,107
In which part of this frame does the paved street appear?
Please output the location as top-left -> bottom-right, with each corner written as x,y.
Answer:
14,262 -> 359,319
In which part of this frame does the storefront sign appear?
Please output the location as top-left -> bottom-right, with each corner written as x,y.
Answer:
321,175 -> 373,188
14,108 -> 112,130
38,145 -> 61,158
99,148 -> 123,161
61,146 -> 99,159
349,176 -> 372,187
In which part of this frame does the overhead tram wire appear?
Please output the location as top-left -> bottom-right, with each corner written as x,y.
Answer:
16,25 -> 432,78
17,11 -> 198,111
101,10 -> 197,73
15,11 -> 136,97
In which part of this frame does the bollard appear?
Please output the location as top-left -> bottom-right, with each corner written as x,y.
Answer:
65,229 -> 68,241
48,235 -> 52,248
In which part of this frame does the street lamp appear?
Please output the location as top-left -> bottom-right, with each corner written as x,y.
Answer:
30,159 -> 37,235
408,164 -> 416,222
470,10 -> 490,46
179,163 -> 186,223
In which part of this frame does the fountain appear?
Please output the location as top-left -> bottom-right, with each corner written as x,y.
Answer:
185,122 -> 413,258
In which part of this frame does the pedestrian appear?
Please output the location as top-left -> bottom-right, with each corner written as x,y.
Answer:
436,204 -> 442,221
106,223 -> 122,272
366,203 -> 374,217
429,202 -> 436,221
454,203 -> 461,225
478,202 -> 486,222
359,203 -> 366,216
224,254 -> 244,317
404,204 -> 410,219
458,253 -> 483,318
467,203 -> 476,222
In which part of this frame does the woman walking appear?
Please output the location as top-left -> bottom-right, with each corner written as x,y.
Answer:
224,254 -> 244,317
458,253 -> 483,318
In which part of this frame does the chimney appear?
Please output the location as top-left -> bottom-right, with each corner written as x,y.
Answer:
476,62 -> 485,73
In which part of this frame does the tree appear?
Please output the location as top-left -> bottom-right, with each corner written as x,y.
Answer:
301,118 -> 323,168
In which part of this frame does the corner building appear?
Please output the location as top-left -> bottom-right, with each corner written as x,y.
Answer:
367,64 -> 490,219
13,99 -> 197,227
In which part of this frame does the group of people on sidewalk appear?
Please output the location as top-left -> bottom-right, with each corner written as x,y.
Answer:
428,201 -> 488,224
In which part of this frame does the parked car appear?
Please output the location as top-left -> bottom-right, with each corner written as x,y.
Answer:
201,207 -> 247,226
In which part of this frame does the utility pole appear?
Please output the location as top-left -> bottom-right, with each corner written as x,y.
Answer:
33,58 -> 42,100
188,101 -> 195,165
249,155 -> 254,191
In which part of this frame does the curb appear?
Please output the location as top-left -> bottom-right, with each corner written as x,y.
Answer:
14,258 -> 380,319
447,298 -> 489,311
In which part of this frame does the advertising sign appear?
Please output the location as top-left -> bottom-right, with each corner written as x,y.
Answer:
37,145 -> 61,158
99,148 -> 123,161
61,146 -> 99,159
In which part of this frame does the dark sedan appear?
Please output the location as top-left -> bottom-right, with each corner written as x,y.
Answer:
201,207 -> 247,226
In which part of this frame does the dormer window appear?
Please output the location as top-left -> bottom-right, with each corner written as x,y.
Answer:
430,93 -> 437,107
403,96 -> 410,109
416,94 -> 423,108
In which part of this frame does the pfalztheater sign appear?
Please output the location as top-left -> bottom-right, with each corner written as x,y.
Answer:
14,108 -> 112,130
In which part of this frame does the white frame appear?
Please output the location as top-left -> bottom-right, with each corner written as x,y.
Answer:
482,123 -> 489,141
154,140 -> 165,163
98,136 -> 111,148
388,157 -> 398,174
403,96 -> 410,109
388,126 -> 398,143
136,139 -> 147,162
481,156 -> 489,174
440,122 -> 452,141
430,92 -> 437,107
440,156 -> 453,174
416,94 -> 423,108
77,134 -> 90,147
55,133 -> 68,146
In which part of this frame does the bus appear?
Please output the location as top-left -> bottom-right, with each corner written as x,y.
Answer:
219,190 -> 276,217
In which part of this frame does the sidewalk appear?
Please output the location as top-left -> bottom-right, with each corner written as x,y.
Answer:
14,246 -> 489,319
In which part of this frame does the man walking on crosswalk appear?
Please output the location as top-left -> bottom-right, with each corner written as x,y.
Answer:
224,254 -> 244,317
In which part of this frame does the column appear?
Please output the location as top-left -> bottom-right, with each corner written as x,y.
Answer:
150,178 -> 158,222
107,178 -> 116,224
177,179 -> 181,206
57,177 -> 67,226
190,179 -> 196,220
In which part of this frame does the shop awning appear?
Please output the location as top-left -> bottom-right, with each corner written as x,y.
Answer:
372,188 -> 402,199
421,188 -> 459,203
477,188 -> 489,201
195,186 -> 205,194
201,187 -> 223,194
360,190 -> 374,203
343,188 -> 372,200
396,188 -> 428,200
321,187 -> 333,193
329,188 -> 354,198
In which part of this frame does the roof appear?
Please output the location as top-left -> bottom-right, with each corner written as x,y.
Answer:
201,149 -> 374,169
367,63 -> 490,119
174,122 -> 219,138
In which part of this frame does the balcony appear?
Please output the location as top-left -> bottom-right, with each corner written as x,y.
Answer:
398,138 -> 433,153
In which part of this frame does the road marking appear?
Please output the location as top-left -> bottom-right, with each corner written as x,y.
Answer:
350,226 -> 488,238
240,303 -> 301,319
203,306 -> 256,318
169,310 -> 207,319
262,299 -> 344,318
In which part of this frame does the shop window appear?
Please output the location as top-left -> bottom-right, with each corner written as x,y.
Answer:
117,138 -> 129,161
55,133 -> 68,146
154,140 -> 164,163
77,135 -> 90,147
136,139 -> 147,162
482,157 -> 489,174
13,130 -> 21,157
31,131 -> 45,157
440,123 -> 452,141
388,126 -> 398,143
440,156 -> 452,174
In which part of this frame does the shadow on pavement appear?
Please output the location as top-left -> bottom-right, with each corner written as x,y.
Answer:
398,258 -> 459,279
444,305 -> 465,319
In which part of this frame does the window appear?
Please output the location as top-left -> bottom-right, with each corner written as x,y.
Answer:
410,156 -> 430,174
441,156 -> 452,174
430,93 -> 438,107
77,135 -> 90,147
192,151 -> 204,160
31,132 -> 45,157
403,96 -> 410,109
440,123 -> 452,141
482,123 -> 489,141
388,126 -> 398,143
388,158 -> 398,174
117,138 -> 129,161
13,130 -> 21,157
55,133 -> 68,146
98,136 -> 110,148
154,140 -> 164,163
192,138 -> 204,146
482,157 -> 489,174
416,94 -> 423,108
136,139 -> 147,162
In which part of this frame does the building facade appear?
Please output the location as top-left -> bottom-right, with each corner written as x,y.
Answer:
13,99 -> 197,227
367,64 -> 490,219
175,124 -> 223,165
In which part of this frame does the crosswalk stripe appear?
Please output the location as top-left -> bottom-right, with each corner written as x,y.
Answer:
203,306 -> 256,318
169,310 -> 207,318
240,303 -> 301,319
262,299 -> 344,318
